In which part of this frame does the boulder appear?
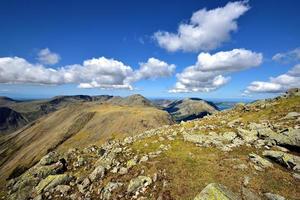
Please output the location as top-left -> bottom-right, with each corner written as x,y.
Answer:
241,187 -> 261,200
35,174 -> 71,194
127,157 -> 138,168
89,165 -> 105,181
264,193 -> 285,200
283,112 -> 300,119
183,133 -> 206,144
258,128 -> 300,149
139,155 -> 149,163
100,182 -> 123,200
32,162 -> 66,179
39,152 -> 60,166
194,183 -> 239,200
249,153 -> 273,169
222,132 -> 237,142
77,178 -> 91,194
263,150 -> 300,171
237,128 -> 258,143
127,176 -> 152,193
55,185 -> 71,195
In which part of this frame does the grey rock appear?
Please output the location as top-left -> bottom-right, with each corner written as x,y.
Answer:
35,174 -> 71,194
74,156 -> 86,167
194,183 -> 239,200
55,185 -> 71,195
237,128 -> 258,143
118,167 -> 128,175
264,193 -> 285,200
39,152 -> 60,166
139,155 -> 149,163
82,178 -> 91,188
89,165 -> 105,181
263,150 -> 300,171
242,187 -> 261,200
258,128 -> 300,149
127,157 -> 138,168
249,153 -> 273,169
292,173 -> 300,180
33,194 -> 43,200
222,132 -> 237,142
243,176 -> 250,187
282,112 -> 300,119
127,176 -> 152,193
100,182 -> 123,200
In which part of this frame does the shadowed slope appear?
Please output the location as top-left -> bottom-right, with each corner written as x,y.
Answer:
0,102 -> 173,181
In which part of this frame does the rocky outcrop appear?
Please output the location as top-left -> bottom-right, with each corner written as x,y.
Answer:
35,174 -> 71,194
263,150 -> 300,171
194,183 -> 239,200
2,88 -> 300,200
264,193 -> 286,200
249,153 -> 273,170
127,176 -> 152,194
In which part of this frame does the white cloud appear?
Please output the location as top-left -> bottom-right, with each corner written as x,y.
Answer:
0,56 -> 175,90
154,1 -> 249,52
131,57 -> 175,81
245,64 -> 300,93
37,48 -> 61,65
272,48 -> 300,63
197,49 -> 262,72
0,57 -> 64,85
170,49 -> 263,93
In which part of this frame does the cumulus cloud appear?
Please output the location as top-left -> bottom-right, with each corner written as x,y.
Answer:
245,64 -> 300,93
170,49 -> 263,93
154,1 -> 249,52
196,49 -> 262,72
272,48 -> 300,63
0,56 -> 174,90
131,57 -> 175,81
37,48 -> 61,65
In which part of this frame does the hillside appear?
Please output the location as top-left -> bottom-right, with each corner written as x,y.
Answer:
0,95 -> 218,135
164,98 -> 219,121
0,94 -> 155,135
0,107 -> 28,134
0,102 -> 173,184
3,89 -> 299,200
0,96 -> 18,105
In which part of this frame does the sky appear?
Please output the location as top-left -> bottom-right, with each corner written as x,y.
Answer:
0,0 -> 300,100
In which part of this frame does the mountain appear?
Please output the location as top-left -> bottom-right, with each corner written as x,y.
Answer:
163,98 -> 219,121
0,96 -> 18,106
108,94 -> 154,107
2,89 -> 299,200
0,107 -> 28,134
0,94 -> 155,135
0,100 -> 173,182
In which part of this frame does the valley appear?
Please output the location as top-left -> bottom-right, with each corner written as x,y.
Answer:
1,89 -> 299,200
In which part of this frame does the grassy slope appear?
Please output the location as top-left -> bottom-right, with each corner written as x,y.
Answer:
0,102 -> 173,182
126,96 -> 300,199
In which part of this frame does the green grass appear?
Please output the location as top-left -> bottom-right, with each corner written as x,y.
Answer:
130,136 -> 300,200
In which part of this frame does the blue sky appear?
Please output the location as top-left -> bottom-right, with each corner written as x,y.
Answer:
0,0 -> 300,99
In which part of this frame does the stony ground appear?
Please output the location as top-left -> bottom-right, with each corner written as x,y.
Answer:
2,89 -> 300,200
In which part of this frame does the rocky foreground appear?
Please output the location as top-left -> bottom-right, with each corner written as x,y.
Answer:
2,89 -> 300,200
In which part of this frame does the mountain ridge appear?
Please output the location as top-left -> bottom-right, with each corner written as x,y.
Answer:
1,88 -> 299,200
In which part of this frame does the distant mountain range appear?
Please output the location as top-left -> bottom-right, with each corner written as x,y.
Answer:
153,98 -> 219,121
0,94 -> 220,134
0,94 -> 221,180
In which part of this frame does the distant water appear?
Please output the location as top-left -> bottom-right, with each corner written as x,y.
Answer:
213,102 -> 237,110
150,97 -> 254,111
211,99 -> 254,110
